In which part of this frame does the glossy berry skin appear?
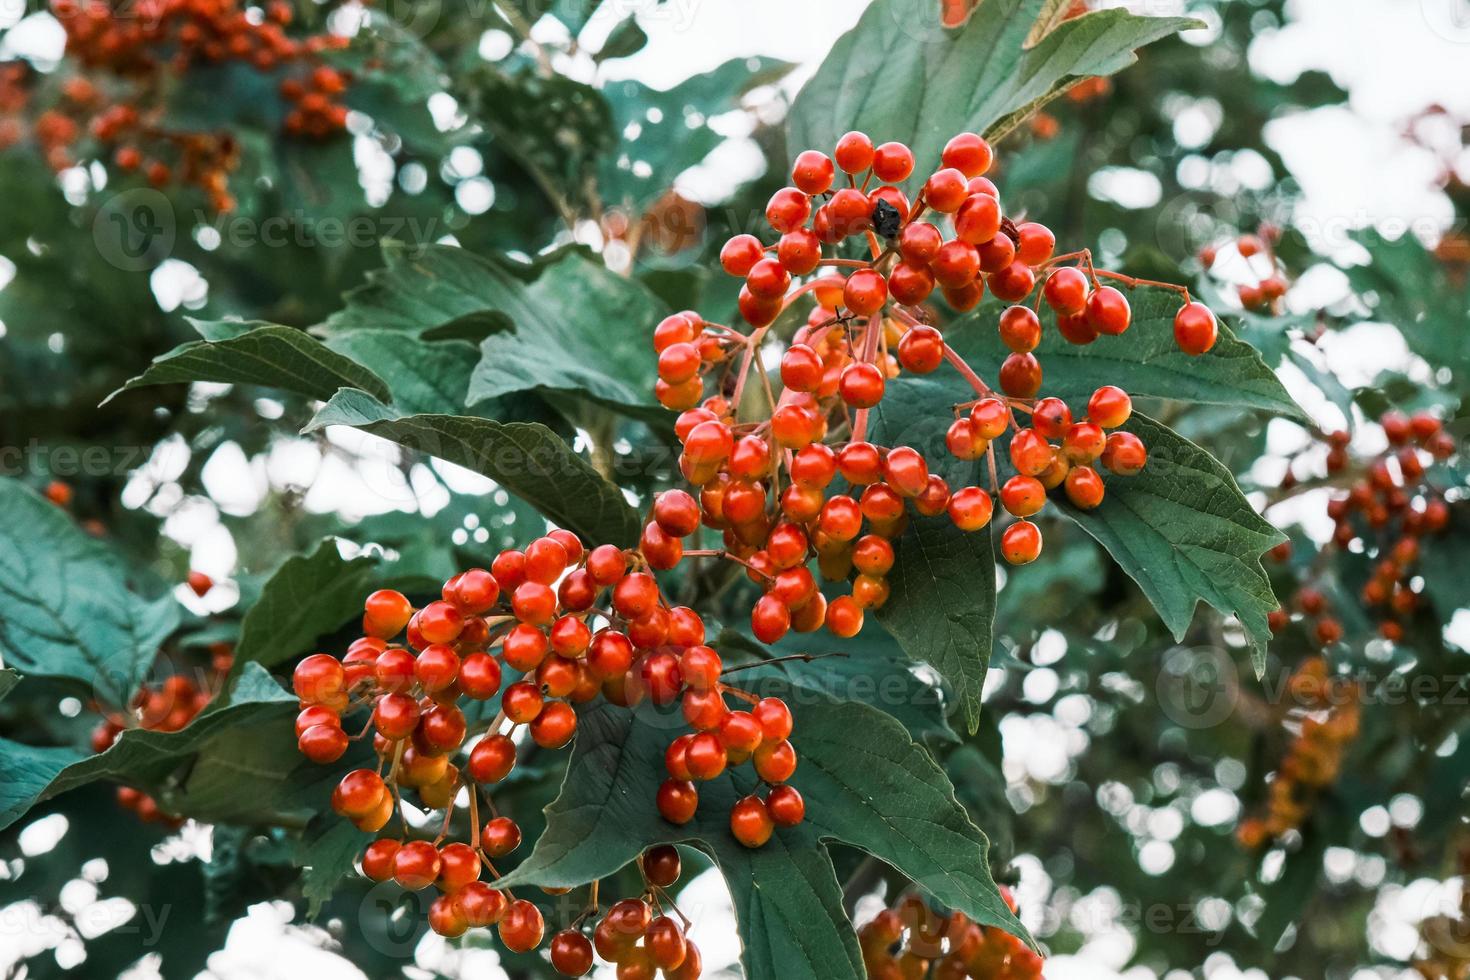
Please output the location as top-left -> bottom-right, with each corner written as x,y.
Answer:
1088,385 -> 1132,428
720,234 -> 764,277
834,131 -> 874,173
657,779 -> 698,824
1086,285 -> 1132,335
924,167 -> 969,212
998,305 -> 1041,353
766,186 -> 810,233
499,899 -> 545,953
1102,431 -> 1148,475
1174,301 -> 1218,355
482,815 -> 522,857
897,325 -> 944,373
872,141 -> 914,182
1001,521 -> 1043,565
361,838 -> 400,882
1043,266 -> 1089,316
730,795 -> 776,848
767,784 -> 806,826
942,132 -> 993,177
293,653 -> 345,704
550,929 -> 594,977
998,352 -> 1042,398
1000,476 -> 1047,517
643,844 -> 682,887
647,915 -> 688,970
363,589 -> 414,638
843,268 -> 888,316
393,840 -> 441,891
1009,428 -> 1054,476
1065,466 -> 1106,509
839,362 -> 885,409
948,487 -> 994,531
791,149 -> 835,194
468,733 -> 517,784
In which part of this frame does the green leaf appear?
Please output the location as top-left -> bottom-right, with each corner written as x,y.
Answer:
497,683 -> 1025,979
319,241 -> 525,339
467,250 -> 666,413
599,57 -> 792,212
319,244 -> 666,414
876,517 -> 996,736
867,375 -> 995,735
0,663 -> 296,832
0,668 -> 20,702
230,540 -> 377,679
946,287 -> 1305,421
304,389 -> 641,547
1055,414 -> 1285,669
297,816 -> 372,919
0,479 -> 180,705
107,321 -> 392,405
717,628 -> 958,745
324,332 -> 479,417
789,0 -> 1200,161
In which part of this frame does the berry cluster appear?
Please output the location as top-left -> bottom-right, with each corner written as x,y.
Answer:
1273,410 -> 1455,642
289,529 -> 805,944
91,644 -> 233,824
1199,229 -> 1290,313
5,1 -> 352,209
547,846 -> 703,977
1236,656 -> 1360,849
652,130 -> 1215,640
858,891 -> 1041,979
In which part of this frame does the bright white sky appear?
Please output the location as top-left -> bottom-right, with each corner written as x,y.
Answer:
3,1 -> 1468,977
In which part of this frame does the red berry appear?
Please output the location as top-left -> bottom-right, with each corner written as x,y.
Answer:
871,141 -> 914,182
839,362 -> 886,408
1065,466 -> 1106,509
364,589 -> 413,639
923,167 -> 969,212
899,222 -> 943,264
1088,385 -> 1132,428
843,268 -> 888,316
834,131 -> 875,173
499,899 -> 545,953
1043,267 -> 1089,316
987,260 -> 1034,303
469,734 -> 517,783
751,594 -> 791,643
292,653 -> 345,704
954,192 -> 1001,245
941,132 -> 993,177
1015,222 -> 1055,265
792,149 -> 835,194
998,352 -> 1042,398
392,840 -> 441,890
948,486 -> 994,531
1000,521 -> 1043,565
1173,301 -> 1217,355
1102,431 -> 1148,475
644,844 -> 682,887
897,324 -> 944,373
767,784 -> 806,825
550,929 -> 594,977
730,795 -> 775,847
361,838 -> 400,881
931,240 -> 980,289
766,186 -> 811,234
657,779 -> 699,824
482,815 -> 522,857
998,305 -> 1041,353
1000,475 -> 1047,517
1086,285 -> 1131,335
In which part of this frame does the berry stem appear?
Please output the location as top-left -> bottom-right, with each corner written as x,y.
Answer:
716,682 -> 761,705
719,652 -> 850,674
941,342 -> 998,399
